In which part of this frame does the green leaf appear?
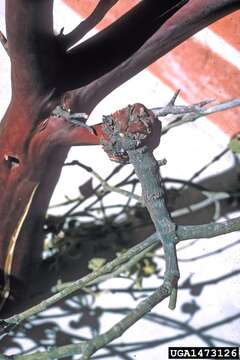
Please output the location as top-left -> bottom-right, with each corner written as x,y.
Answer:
228,134 -> 240,154
143,263 -> 157,276
88,257 -> 107,271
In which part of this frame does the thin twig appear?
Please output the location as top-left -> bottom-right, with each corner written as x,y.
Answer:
79,285 -> 170,360
52,242 -> 157,292
151,98 -> 213,117
0,284 -> 170,360
0,343 -> 85,360
0,30 -> 8,54
50,163 -> 127,209
59,0 -> 119,50
1,234 -> 158,331
171,191 -> 236,219
1,215 -> 240,338
61,162 -> 123,217
179,147 -> 229,192
83,163 -> 141,202
167,88 -> 181,106
161,98 -> 240,134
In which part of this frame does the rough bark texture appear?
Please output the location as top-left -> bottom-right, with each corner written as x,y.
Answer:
0,0 -> 239,316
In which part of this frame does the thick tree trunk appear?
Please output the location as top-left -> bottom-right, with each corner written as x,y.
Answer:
0,93 -> 104,311
0,0 -> 103,314
0,0 -> 58,312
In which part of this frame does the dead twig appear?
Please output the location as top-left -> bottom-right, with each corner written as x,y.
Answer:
0,30 -> 8,54
59,0 -> 119,50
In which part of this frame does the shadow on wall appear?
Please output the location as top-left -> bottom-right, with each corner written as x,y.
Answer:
1,161 -> 240,357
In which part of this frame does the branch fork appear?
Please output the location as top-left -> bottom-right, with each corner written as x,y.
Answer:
100,103 -> 180,309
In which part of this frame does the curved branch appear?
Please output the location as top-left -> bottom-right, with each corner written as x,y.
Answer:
59,0 -> 188,94
66,0 -> 240,113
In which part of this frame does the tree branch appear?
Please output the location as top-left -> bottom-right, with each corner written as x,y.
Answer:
58,97 -> 240,149
0,282 -> 170,360
177,216 -> 240,241
59,0 -> 187,97
64,160 -> 141,201
2,98 -> 240,333
1,99 -> 240,358
0,234 -> 158,332
161,98 -> 240,134
1,213 -> 239,332
0,343 -> 85,360
79,284 -> 170,360
0,31 -> 8,55
59,0 -> 120,50
66,0 -> 240,113
57,163 -> 238,221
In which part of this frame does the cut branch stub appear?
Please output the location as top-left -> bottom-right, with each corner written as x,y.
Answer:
100,103 -> 162,163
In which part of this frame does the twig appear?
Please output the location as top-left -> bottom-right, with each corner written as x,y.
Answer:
58,186 -> 237,221
59,0 -> 119,50
1,214 -> 240,338
0,343 -> 85,360
127,147 -> 179,310
61,162 -> 123,217
1,234 -> 158,331
61,165 -> 136,218
53,164 -> 237,221
151,98 -> 213,117
79,284 -> 170,360
49,197 -> 80,208
94,170 -> 140,201
65,160 -> 141,201
52,242 -> 157,292
0,30 -> 8,54
0,284 -> 170,360
161,98 -> 240,134
171,191 -> 235,219
50,163 -> 128,209
179,147 -> 229,192
124,182 -> 137,210
177,216 -> 240,241
167,88 -> 181,106
204,99 -> 240,115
